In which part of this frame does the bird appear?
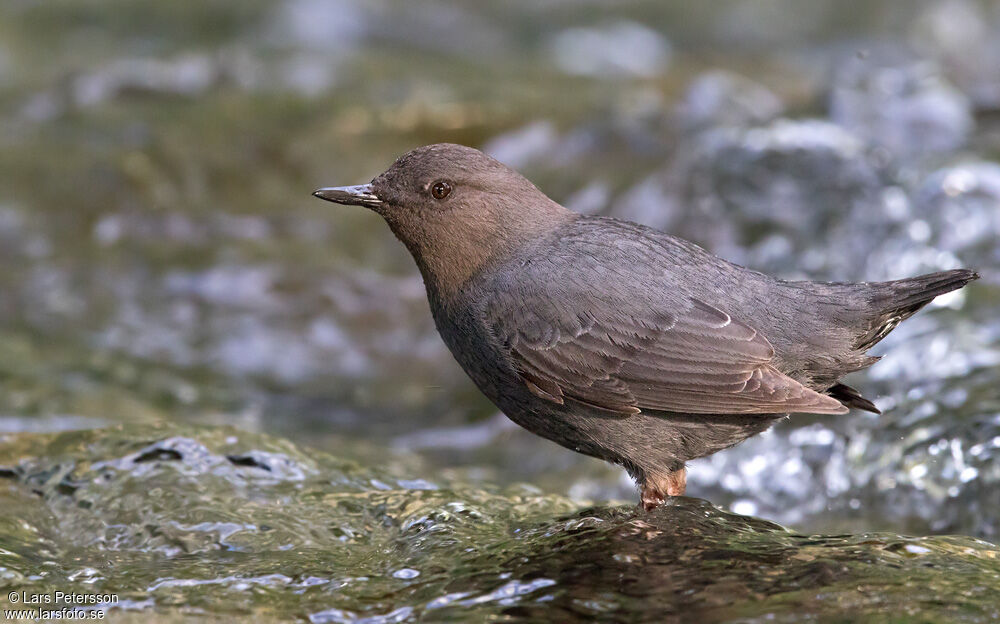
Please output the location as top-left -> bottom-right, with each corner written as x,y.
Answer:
313,143 -> 978,510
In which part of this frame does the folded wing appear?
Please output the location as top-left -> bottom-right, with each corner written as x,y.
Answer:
492,296 -> 847,416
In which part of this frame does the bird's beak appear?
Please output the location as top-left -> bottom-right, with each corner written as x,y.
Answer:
312,184 -> 384,209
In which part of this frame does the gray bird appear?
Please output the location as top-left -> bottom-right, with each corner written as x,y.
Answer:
314,143 -> 978,510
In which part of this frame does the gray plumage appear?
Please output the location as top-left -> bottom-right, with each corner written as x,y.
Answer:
314,143 -> 978,509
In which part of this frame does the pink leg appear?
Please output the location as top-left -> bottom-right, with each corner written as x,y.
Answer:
640,467 -> 687,511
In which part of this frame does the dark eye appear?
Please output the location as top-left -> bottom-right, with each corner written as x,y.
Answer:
431,180 -> 452,200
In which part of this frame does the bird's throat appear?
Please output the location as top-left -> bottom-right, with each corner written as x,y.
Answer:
388,201 -> 577,298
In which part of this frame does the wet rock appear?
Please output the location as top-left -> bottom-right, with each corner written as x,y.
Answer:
611,118 -> 889,276
85,254 -> 450,394
366,2 -> 508,59
910,0 -> 1000,110
0,205 -> 51,261
913,162 -> 1000,264
675,70 -> 785,132
269,0 -> 369,53
164,265 -> 279,309
21,54 -> 228,122
546,21 -> 671,78
691,373 -> 999,536
483,120 -> 604,174
562,181 -> 611,215
829,52 -> 973,160
483,121 -> 558,170
75,55 -> 219,107
0,424 -> 997,622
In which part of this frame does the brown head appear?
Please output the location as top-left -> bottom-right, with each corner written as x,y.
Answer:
313,143 -> 574,296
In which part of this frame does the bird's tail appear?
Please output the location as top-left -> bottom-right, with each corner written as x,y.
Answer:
854,268 -> 979,351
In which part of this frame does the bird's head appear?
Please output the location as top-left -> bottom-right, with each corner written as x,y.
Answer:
314,143 -> 573,295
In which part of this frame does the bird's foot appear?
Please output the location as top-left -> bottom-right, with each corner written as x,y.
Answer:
639,467 -> 686,511
640,488 -> 665,511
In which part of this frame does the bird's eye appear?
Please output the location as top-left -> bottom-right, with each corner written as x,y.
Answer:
431,180 -> 452,200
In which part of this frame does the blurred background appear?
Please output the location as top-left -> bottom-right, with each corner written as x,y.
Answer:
1,1 -> 1000,619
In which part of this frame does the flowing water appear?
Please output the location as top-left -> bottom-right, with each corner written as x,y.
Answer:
1,1 -> 999,621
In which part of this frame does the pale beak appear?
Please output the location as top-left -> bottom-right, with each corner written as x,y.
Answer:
312,184 -> 384,209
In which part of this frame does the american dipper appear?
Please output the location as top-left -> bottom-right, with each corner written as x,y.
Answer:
314,143 -> 978,510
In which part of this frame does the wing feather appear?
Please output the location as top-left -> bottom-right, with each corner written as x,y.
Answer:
494,295 -> 846,417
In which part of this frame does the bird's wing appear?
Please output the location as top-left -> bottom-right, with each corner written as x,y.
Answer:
489,294 -> 847,417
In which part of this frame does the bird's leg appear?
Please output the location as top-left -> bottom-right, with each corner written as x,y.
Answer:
639,467 -> 687,511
